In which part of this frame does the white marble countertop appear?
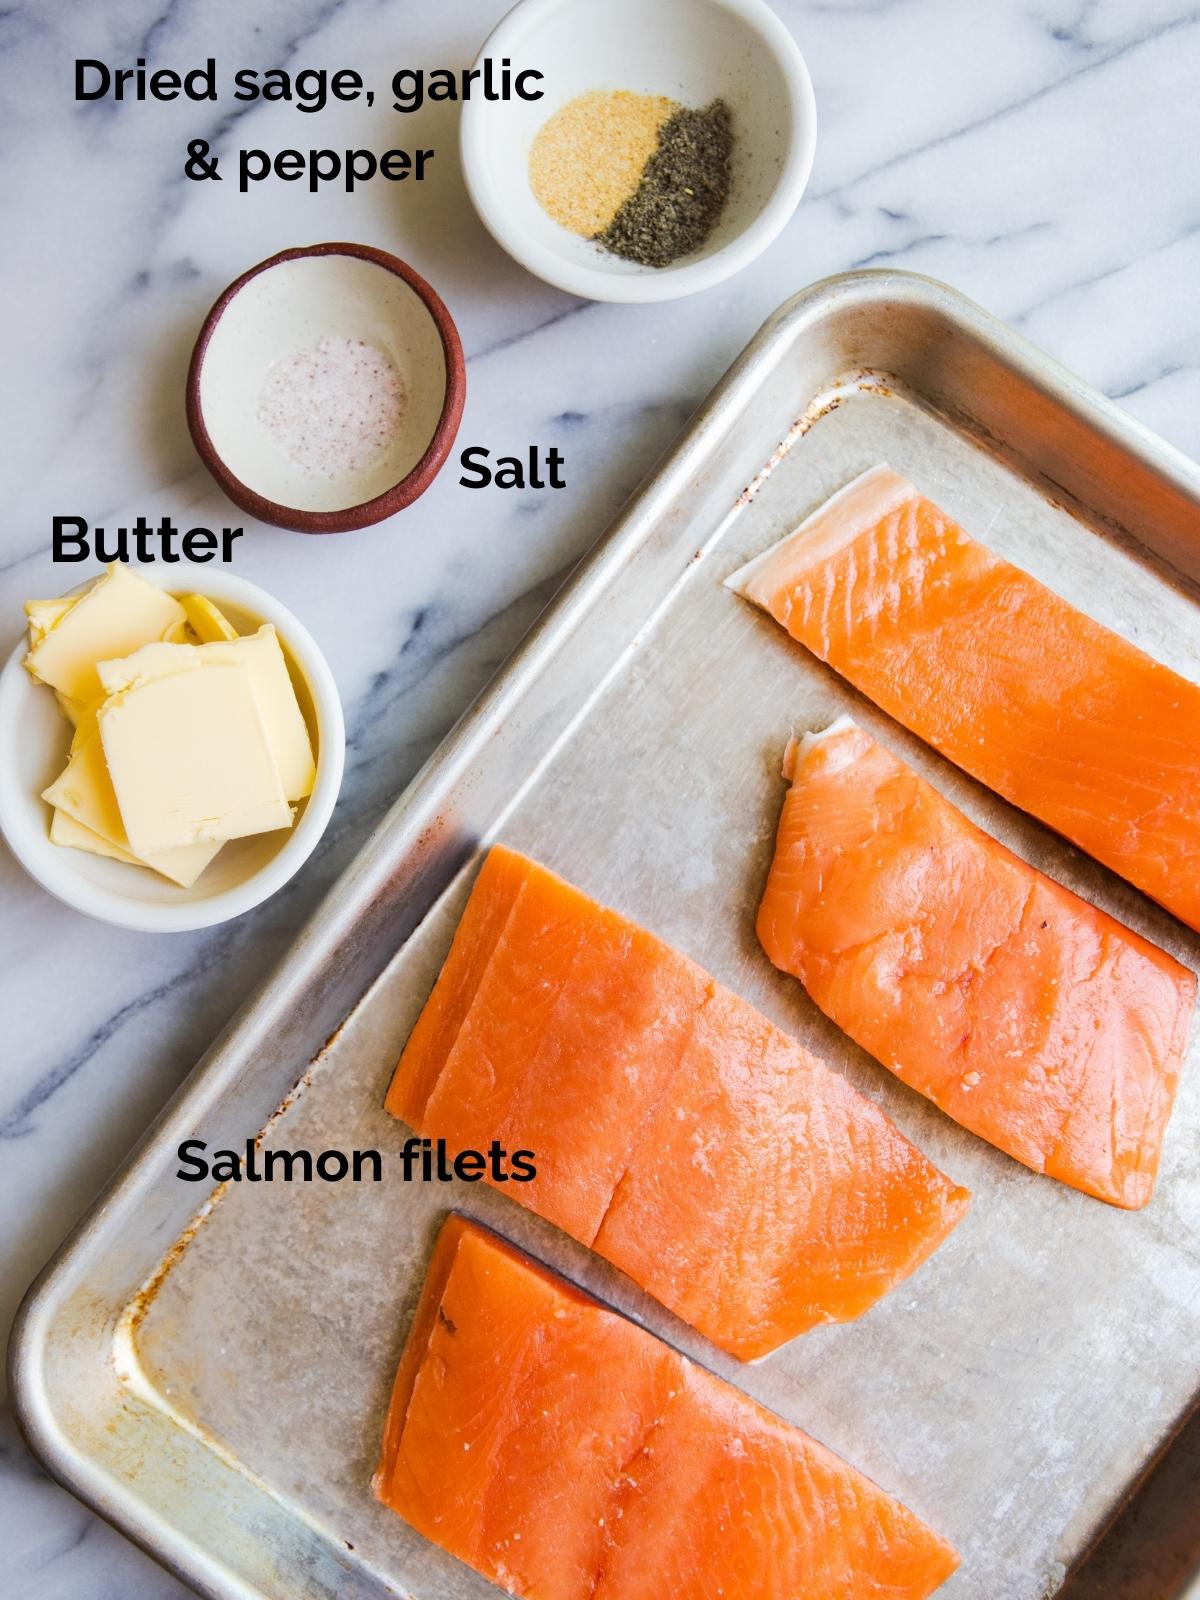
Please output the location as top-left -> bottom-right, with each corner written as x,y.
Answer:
3,0 -> 1199,1594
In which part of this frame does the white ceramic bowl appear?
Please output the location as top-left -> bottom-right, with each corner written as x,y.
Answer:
0,569 -> 345,932
461,0 -> 817,303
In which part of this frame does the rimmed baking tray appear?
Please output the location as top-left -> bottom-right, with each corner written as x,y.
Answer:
11,270 -> 1200,1600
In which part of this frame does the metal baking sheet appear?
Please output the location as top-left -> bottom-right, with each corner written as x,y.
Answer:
11,270 -> 1200,1600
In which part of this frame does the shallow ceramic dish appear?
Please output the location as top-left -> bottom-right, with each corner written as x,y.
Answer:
461,0 -> 817,303
187,243 -> 466,533
0,568 -> 345,932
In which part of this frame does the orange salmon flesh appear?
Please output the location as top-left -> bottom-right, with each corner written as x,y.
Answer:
386,845 -> 969,1361
727,464 -> 1200,933
758,719 -> 1195,1208
374,1215 -> 960,1600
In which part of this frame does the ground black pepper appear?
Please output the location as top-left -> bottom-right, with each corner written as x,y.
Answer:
598,99 -> 733,268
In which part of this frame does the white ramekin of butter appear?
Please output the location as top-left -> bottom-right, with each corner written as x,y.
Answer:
0,565 -> 344,931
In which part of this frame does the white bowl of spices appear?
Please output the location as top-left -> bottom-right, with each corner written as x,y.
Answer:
461,0 -> 817,303
187,243 -> 466,533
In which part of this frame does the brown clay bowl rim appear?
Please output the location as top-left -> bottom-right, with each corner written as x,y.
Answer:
185,242 -> 466,535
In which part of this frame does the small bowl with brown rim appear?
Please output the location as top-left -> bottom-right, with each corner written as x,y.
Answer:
186,243 -> 466,533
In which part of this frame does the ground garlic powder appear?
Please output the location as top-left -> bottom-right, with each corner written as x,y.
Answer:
529,89 -> 681,239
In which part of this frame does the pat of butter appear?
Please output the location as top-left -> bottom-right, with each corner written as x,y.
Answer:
25,564 -> 187,704
181,593 -> 239,643
25,596 -> 77,647
55,691 -> 88,727
97,626 -> 315,802
50,807 -> 141,866
43,731 -> 222,887
99,662 -> 293,855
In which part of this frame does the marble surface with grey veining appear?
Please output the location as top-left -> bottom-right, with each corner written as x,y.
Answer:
3,0 -> 1200,1594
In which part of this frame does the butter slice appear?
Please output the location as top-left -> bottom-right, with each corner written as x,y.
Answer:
97,627 -> 315,802
26,597 -> 77,647
50,808 -> 141,866
99,663 -> 292,855
25,564 -> 187,704
43,731 -> 221,887
68,697 -> 100,751
55,691 -> 88,727
181,593 -> 239,643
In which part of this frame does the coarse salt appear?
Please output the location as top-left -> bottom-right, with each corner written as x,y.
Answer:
257,336 -> 407,479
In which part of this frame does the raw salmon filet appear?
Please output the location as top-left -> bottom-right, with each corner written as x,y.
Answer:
758,719 -> 1195,1208
374,1215 -> 960,1600
386,845 -> 968,1360
727,463 -> 1200,932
